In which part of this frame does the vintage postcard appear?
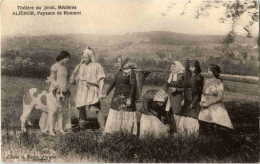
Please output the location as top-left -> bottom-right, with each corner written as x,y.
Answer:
1,0 -> 259,163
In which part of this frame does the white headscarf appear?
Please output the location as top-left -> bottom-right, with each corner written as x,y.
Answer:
154,89 -> 168,102
81,48 -> 96,63
153,89 -> 171,112
167,61 -> 185,83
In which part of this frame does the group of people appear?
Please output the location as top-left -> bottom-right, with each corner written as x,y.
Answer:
44,47 -> 233,138
140,60 -> 233,138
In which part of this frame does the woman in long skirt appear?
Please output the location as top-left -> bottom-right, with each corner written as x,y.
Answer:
165,61 -> 185,133
198,64 -> 233,136
104,62 -> 138,135
179,60 -> 204,136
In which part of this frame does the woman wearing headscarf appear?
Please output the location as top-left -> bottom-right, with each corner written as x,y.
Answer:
104,62 -> 138,135
70,47 -> 106,131
165,61 -> 185,133
198,64 -> 233,136
139,89 -> 171,138
179,60 -> 204,136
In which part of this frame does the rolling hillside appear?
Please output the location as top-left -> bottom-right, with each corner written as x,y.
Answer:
1,31 -> 259,76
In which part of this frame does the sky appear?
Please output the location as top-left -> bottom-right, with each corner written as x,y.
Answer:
1,0 -> 259,36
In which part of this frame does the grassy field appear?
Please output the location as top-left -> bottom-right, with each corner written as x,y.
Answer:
1,76 -> 259,162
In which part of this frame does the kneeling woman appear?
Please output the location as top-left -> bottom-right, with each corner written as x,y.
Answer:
198,64 -> 233,136
140,89 -> 171,138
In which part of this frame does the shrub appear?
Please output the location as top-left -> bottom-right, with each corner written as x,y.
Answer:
1,55 -> 259,82
2,57 -> 49,78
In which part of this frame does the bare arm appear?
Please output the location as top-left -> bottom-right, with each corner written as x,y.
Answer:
106,71 -> 117,96
99,78 -> 105,95
106,77 -> 116,96
50,65 -> 58,88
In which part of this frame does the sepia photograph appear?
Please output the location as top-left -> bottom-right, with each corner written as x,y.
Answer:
1,0 -> 259,163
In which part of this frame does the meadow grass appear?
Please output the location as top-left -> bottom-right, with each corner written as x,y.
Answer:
1,76 -> 259,162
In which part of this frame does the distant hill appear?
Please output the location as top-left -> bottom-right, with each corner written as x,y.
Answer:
1,31 -> 259,77
1,31 -> 258,65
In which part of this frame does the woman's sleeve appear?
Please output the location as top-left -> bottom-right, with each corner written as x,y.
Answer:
106,72 -> 116,96
176,74 -> 185,92
164,81 -> 170,92
128,69 -> 137,99
140,94 -> 149,114
50,64 -> 58,87
165,72 -> 172,91
191,75 -> 204,106
140,92 -> 154,116
206,80 -> 224,106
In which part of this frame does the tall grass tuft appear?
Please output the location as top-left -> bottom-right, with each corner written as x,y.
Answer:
57,130 -> 259,163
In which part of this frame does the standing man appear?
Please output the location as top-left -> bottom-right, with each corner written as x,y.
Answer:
70,47 -> 106,132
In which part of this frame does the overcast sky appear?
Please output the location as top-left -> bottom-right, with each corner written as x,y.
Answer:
1,0 -> 259,36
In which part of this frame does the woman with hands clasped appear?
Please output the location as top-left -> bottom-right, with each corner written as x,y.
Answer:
103,62 -> 138,135
198,64 -> 233,136
165,61 -> 185,133
178,60 -> 204,136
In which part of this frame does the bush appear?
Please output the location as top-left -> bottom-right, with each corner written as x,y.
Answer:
201,57 -> 259,76
2,57 -> 49,78
2,55 -> 259,82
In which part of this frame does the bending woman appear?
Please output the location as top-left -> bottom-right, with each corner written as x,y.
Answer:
139,89 -> 171,138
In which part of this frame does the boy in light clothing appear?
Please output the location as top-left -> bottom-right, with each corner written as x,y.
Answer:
70,47 -> 106,131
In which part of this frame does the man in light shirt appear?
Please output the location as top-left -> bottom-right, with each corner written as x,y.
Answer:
70,47 -> 106,132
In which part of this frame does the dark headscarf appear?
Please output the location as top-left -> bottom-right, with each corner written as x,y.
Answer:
186,60 -> 201,74
184,60 -> 202,87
